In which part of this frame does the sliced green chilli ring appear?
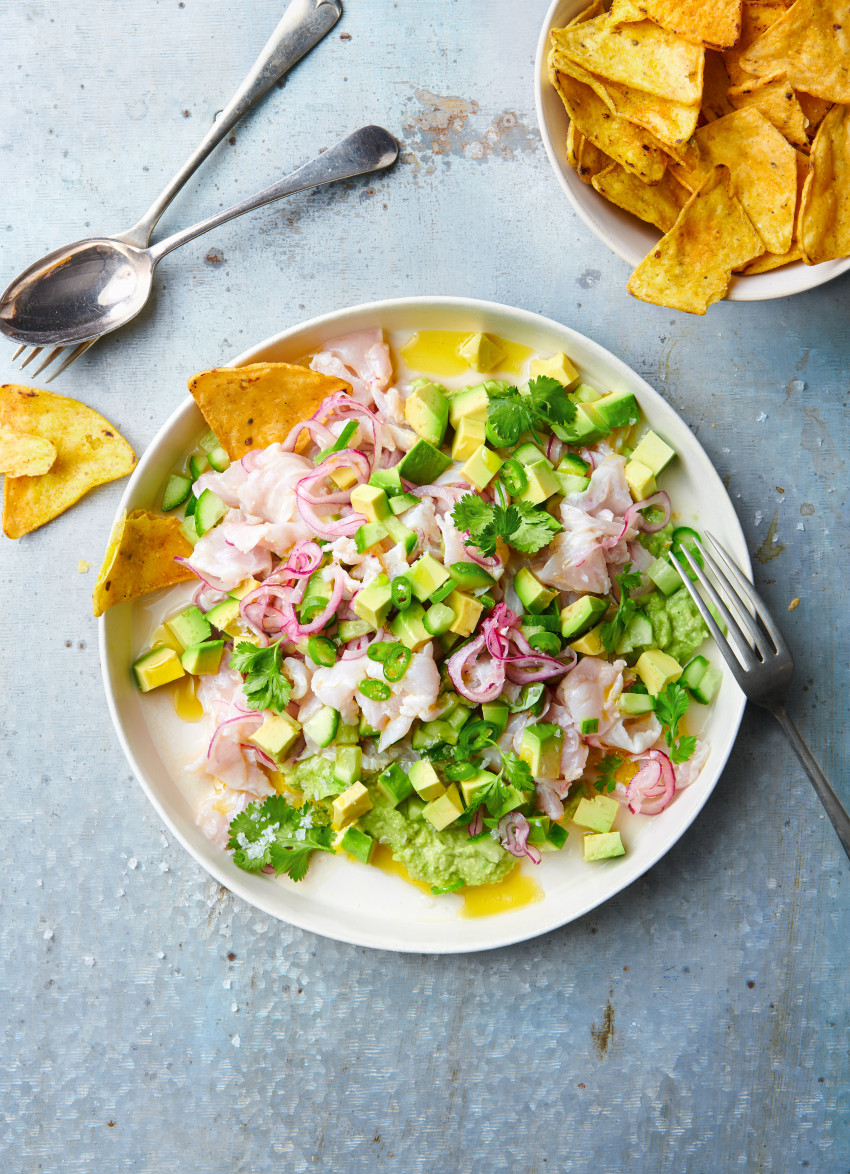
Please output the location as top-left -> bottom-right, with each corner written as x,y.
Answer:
360,679 -> 391,701
307,636 -> 337,667
384,644 -> 412,683
671,526 -> 704,581
367,642 -> 393,663
391,577 -> 413,610
500,457 -> 527,496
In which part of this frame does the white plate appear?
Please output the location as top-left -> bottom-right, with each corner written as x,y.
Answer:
100,296 -> 748,953
535,0 -> 850,303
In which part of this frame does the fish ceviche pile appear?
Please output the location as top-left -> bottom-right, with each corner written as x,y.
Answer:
134,329 -> 722,895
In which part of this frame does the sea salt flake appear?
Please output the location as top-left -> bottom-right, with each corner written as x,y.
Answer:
754,511 -> 763,526
796,523 -> 805,531
43,929 -> 54,941
756,412 -> 767,423
84,955 -> 95,968
159,862 -> 169,872
128,857 -> 138,870
223,978 -> 232,989
231,1003 -> 238,1013
157,951 -> 165,959
231,1034 -> 241,1047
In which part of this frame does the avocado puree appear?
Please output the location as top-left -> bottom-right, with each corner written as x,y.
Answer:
643,588 -> 709,664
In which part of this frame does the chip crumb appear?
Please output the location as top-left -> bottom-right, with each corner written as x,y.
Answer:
788,598 -> 800,611
77,560 -> 91,573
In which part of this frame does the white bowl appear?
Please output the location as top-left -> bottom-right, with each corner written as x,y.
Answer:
100,296 -> 749,953
535,0 -> 850,302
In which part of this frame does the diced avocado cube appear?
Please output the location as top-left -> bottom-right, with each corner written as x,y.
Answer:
403,381 -> 449,445
446,590 -> 483,637
330,464 -> 359,490
594,390 -> 640,429
334,721 -> 360,746
583,831 -> 625,861
353,580 -> 393,629
618,692 -> 656,715
512,442 -> 546,466
514,568 -> 557,614
514,459 -> 559,506
355,521 -> 389,554
376,763 -> 413,807
390,602 -> 431,652
569,623 -> 606,656
133,646 -> 185,692
460,769 -> 499,806
338,619 -> 374,642
423,783 -> 464,831
648,556 -> 682,596
180,639 -> 225,675
369,466 -> 402,495
407,553 -> 451,601
448,385 -> 490,427
616,613 -> 654,657
448,562 -> 496,589
350,483 -> 391,523
451,416 -> 487,461
458,332 -> 505,373
519,724 -> 564,778
195,488 -> 228,536
631,431 -> 675,476
488,785 -> 528,820
405,796 -> 426,821
229,578 -> 261,600
481,701 -> 509,734
461,445 -> 504,491
205,598 -> 242,636
389,492 -> 419,515
409,760 -> 445,802
338,825 -> 375,865
529,351 -> 580,389
395,438 -> 452,485
331,781 -> 372,829
574,795 -> 620,834
571,382 -> 602,404
333,745 -> 362,790
635,648 -> 683,695
625,459 -> 657,502
558,403 -> 611,445
165,605 -> 212,651
555,471 -> 591,496
302,705 -> 340,748
383,515 -> 417,554
560,596 -> 608,640
249,713 -> 301,764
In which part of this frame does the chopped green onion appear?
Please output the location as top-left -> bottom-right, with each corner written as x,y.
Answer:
430,580 -> 456,604
360,679 -> 391,701
307,636 -> 336,667
383,644 -> 412,683
315,421 -> 358,464
391,577 -> 413,610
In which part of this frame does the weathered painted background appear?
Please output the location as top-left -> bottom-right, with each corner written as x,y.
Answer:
0,2 -> 847,1171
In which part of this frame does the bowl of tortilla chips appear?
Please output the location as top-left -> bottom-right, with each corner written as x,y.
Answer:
535,0 -> 850,312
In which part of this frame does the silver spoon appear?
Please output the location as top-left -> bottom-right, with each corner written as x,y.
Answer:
0,0 -> 343,376
0,125 -> 397,351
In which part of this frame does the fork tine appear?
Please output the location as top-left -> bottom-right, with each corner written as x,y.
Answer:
30,346 -> 67,378
706,532 -> 787,651
676,547 -> 754,673
43,338 -> 97,383
12,344 -> 26,361
693,539 -> 775,660
19,346 -> 43,370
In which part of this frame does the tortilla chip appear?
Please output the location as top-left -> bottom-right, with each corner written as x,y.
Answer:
728,72 -> 809,147
567,122 -> 612,183
702,52 -> 736,122
550,67 -> 668,184
608,0 -> 644,20
637,0 -> 742,50
592,164 -> 690,231
187,363 -> 351,461
689,108 -> 798,252
0,428 -> 56,477
739,0 -> 850,103
628,166 -> 764,312
797,92 -> 833,137
0,386 -> 135,540
724,0 -> 786,86
741,147 -> 809,270
92,509 -> 196,616
569,0 -> 604,24
549,15 -> 704,105
798,104 -> 850,263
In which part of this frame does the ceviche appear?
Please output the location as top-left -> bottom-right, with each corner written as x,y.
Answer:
130,329 -> 721,896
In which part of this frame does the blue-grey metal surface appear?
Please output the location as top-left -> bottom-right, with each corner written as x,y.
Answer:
0,3 -> 847,1171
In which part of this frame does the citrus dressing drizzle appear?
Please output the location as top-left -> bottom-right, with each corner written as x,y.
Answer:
400,330 -> 533,378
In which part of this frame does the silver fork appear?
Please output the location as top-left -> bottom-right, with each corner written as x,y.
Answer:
7,0 -> 341,382
675,533 -> 850,860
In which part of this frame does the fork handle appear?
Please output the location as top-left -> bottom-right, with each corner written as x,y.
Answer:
771,705 -> 850,860
114,0 -> 342,247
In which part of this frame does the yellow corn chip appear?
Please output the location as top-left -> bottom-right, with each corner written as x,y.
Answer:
187,363 -> 351,461
636,0 -> 742,50
92,509 -> 196,616
592,164 -> 690,231
799,104 -> 850,263
549,15 -> 704,105
689,108 -> 798,253
0,428 -> 56,477
797,92 -> 833,137
569,0 -> 604,23
741,147 -> 809,270
609,0 -> 644,20
702,51 -> 736,122
0,385 -> 135,540
739,0 -> 850,103
724,0 -> 786,86
728,72 -> 809,147
550,67 -> 668,184
628,166 -> 764,313
567,122 -> 612,183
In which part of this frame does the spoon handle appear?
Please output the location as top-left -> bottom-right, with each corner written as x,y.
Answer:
116,0 -> 342,248
147,126 -> 398,262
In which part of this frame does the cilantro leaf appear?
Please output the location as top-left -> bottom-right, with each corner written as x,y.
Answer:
451,493 -> 561,558
594,755 -> 623,794
228,795 -> 334,881
655,681 -> 696,763
501,749 -> 535,796
485,377 -> 577,446
600,563 -> 642,654
230,640 -> 292,713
